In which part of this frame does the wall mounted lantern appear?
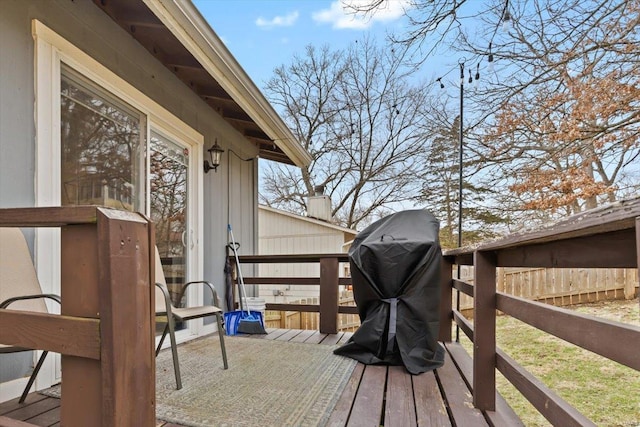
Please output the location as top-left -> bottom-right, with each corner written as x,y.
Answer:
204,138 -> 224,173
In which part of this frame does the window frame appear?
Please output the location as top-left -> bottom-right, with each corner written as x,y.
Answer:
32,20 -> 207,388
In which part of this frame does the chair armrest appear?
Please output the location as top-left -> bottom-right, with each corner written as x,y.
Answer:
0,294 -> 61,309
176,281 -> 220,308
154,282 -> 174,316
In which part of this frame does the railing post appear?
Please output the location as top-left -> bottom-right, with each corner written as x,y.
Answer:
636,217 -> 639,311
473,250 -> 496,411
60,208 -> 154,426
319,256 -> 339,334
439,255 -> 453,342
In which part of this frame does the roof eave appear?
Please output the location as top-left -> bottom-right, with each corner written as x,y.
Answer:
143,0 -> 312,167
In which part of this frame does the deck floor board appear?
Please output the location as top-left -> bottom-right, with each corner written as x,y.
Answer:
326,363 -> 365,427
301,330 -> 327,344
347,364 -> 387,427
18,406 -> 59,427
384,365 -> 418,427
437,351 -> 489,426
288,329 -> 317,342
413,366 -> 451,426
0,329 -> 517,426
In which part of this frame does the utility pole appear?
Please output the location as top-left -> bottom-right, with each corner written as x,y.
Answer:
455,60 -> 465,342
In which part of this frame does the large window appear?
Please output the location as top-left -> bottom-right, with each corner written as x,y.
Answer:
60,67 -> 146,211
57,64 -> 198,327
28,18 -> 210,397
33,21 -> 207,368
150,133 -> 190,307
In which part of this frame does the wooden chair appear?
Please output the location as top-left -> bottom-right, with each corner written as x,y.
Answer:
154,248 -> 228,390
0,227 -> 61,403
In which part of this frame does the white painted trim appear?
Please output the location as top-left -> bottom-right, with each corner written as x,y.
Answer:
29,19 -> 210,390
0,377 -> 30,404
32,20 -> 62,390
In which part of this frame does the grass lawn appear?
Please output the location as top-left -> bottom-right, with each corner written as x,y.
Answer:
458,299 -> 640,427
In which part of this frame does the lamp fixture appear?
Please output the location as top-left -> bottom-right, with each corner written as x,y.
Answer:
488,43 -> 494,71
204,138 -> 224,173
502,1 -> 511,31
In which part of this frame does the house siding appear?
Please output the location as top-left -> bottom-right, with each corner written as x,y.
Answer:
258,207 -> 356,302
0,3 -> 37,210
0,0 -> 258,387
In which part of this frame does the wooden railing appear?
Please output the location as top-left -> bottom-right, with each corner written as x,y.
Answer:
231,200 -> 639,424
262,292 -> 360,331
0,207 -> 155,427
231,254 -> 356,334
442,198 -> 640,426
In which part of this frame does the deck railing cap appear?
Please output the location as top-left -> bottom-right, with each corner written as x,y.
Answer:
444,196 -> 640,256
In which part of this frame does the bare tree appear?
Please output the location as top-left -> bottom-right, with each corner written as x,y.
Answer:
262,38 -> 430,229
354,0 -> 640,220
345,0 -> 480,60
471,0 -> 640,216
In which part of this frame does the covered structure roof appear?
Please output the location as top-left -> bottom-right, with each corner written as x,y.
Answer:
93,0 -> 311,167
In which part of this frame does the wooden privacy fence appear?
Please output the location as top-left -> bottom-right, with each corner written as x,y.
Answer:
500,267 -> 637,304
0,207 -> 155,427
442,197 -> 640,426
264,291 -> 360,331
457,266 -> 638,312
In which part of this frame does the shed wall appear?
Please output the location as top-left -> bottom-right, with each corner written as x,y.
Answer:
258,208 -> 353,302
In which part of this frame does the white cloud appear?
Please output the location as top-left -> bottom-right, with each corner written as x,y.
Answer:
256,11 -> 299,28
312,0 -> 410,30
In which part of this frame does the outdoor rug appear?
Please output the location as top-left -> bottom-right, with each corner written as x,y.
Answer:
156,335 -> 356,427
39,334 -> 357,426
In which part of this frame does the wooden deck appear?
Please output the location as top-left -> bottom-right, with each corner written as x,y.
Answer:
0,329 -> 521,427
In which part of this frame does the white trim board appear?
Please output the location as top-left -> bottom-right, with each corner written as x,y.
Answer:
29,19 -> 207,392
0,377 -> 30,404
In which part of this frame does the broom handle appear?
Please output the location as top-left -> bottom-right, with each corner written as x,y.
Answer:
228,224 -> 250,315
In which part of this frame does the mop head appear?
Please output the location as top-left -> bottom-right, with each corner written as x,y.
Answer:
237,313 -> 267,334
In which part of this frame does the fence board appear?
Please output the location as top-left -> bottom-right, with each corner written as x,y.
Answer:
457,267 -> 638,311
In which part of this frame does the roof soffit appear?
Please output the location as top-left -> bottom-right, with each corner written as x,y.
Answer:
92,0 -> 311,167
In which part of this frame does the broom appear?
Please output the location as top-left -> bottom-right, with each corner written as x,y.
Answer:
228,224 -> 267,334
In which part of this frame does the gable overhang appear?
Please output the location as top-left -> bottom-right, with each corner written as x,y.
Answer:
259,205 -> 358,237
93,0 -> 311,167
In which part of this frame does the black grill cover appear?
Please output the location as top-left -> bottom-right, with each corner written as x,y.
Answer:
334,209 -> 445,374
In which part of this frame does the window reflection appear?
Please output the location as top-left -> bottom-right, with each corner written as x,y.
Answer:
151,133 -> 189,309
60,67 -> 145,211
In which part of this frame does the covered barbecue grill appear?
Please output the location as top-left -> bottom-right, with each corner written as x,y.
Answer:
334,209 -> 445,374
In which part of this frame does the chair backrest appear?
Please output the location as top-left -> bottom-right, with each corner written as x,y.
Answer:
154,247 -> 170,313
0,227 -> 48,313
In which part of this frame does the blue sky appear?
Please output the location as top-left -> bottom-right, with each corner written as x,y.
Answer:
193,0 -> 416,88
